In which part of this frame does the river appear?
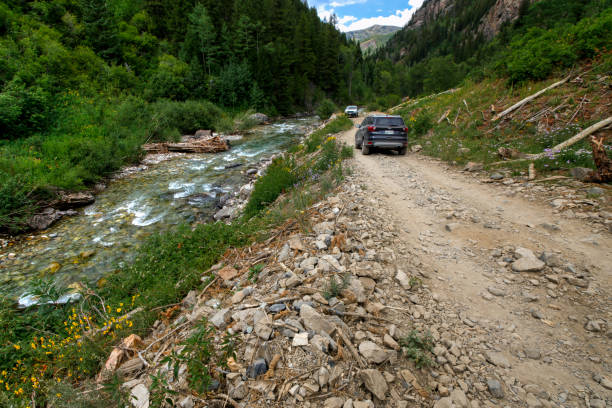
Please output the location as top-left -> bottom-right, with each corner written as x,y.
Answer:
0,118 -> 318,301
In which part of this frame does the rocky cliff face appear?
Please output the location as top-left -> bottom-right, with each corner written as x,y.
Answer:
477,0 -> 529,40
405,0 -> 454,29
405,0 -> 532,39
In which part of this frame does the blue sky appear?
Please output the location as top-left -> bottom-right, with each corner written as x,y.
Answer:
309,0 -> 425,32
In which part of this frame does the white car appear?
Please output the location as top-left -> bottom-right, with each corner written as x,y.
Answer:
344,105 -> 359,117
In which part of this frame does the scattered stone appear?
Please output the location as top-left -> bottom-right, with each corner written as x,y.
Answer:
445,223 -> 460,232
229,381 -> 248,400
300,304 -> 334,335
512,253 -> 545,272
451,389 -> 468,408
383,334 -> 400,350
324,397 -> 345,408
490,173 -> 504,180
292,332 -> 309,346
487,378 -> 504,398
130,384 -> 150,408
395,270 -> 411,289
485,351 -> 510,368
359,369 -> 388,400
433,398 -> 452,408
464,162 -> 484,172
218,266 -> 238,281
569,167 -> 593,181
359,341 -> 389,364
487,286 -> 507,297
411,145 -> 423,153
210,308 -> 231,329
246,358 -> 268,378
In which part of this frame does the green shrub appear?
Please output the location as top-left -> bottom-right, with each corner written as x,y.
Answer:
316,98 -> 337,120
400,330 -> 434,368
243,157 -> 297,218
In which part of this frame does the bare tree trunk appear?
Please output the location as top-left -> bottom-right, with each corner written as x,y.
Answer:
586,133 -> 612,183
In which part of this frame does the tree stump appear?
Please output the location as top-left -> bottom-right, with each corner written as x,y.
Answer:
586,133 -> 612,183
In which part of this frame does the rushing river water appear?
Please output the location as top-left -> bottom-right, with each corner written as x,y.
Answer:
0,118 -> 318,300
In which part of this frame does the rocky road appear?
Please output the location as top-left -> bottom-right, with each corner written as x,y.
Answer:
335,120 -> 612,407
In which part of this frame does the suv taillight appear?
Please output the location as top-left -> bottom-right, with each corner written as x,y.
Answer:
367,126 -> 376,131
403,127 -> 409,132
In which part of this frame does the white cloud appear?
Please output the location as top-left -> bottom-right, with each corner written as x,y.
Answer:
329,0 -> 367,7
317,0 -> 425,32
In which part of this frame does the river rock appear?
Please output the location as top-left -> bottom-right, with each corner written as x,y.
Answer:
485,351 -> 510,368
359,369 -> 387,400
28,208 -> 62,230
57,192 -> 95,210
249,113 -> 269,124
324,397 -> 344,408
210,308 -> 231,329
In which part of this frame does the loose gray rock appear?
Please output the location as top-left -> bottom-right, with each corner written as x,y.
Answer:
490,173 -> 504,180
246,358 -> 268,378
359,341 -> 389,364
485,351 -> 510,368
487,286 -> 507,297
130,384 -> 150,408
300,304 -> 335,335
210,308 -> 231,329
487,378 -> 504,398
324,397 -> 345,408
512,257 -> 545,272
359,369 -> 388,400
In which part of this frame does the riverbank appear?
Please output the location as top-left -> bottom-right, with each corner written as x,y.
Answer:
0,116 -> 353,406
0,96 -> 267,235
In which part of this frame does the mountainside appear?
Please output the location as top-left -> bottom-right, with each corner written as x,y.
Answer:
346,24 -> 401,42
366,0 -> 611,99
347,24 -> 401,52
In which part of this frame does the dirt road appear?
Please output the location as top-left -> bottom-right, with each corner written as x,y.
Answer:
339,119 -> 612,406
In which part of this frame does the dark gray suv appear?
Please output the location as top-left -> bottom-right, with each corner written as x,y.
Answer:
355,115 -> 408,155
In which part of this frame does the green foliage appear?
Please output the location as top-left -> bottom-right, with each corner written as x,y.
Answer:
368,0 -> 612,98
163,320 -> 215,394
323,273 -> 351,300
248,264 -> 264,282
316,98 -> 338,120
399,330 -> 434,368
243,157 -> 297,218
503,9 -> 612,83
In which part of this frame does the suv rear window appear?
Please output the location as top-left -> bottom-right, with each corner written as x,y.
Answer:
374,117 -> 405,127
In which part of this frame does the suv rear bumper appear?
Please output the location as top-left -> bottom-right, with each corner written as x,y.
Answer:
370,141 -> 405,149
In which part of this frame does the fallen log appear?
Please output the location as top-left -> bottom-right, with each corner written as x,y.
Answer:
526,117 -> 612,160
143,135 -> 229,154
491,117 -> 612,166
492,75 -> 572,121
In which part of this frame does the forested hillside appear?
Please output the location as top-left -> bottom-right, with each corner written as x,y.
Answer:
0,0 -> 365,232
366,0 -> 612,102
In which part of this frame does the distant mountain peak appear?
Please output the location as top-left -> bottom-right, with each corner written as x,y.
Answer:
346,25 -> 401,52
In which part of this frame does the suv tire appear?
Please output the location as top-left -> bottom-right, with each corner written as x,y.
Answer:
398,147 -> 407,155
362,145 -> 370,155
